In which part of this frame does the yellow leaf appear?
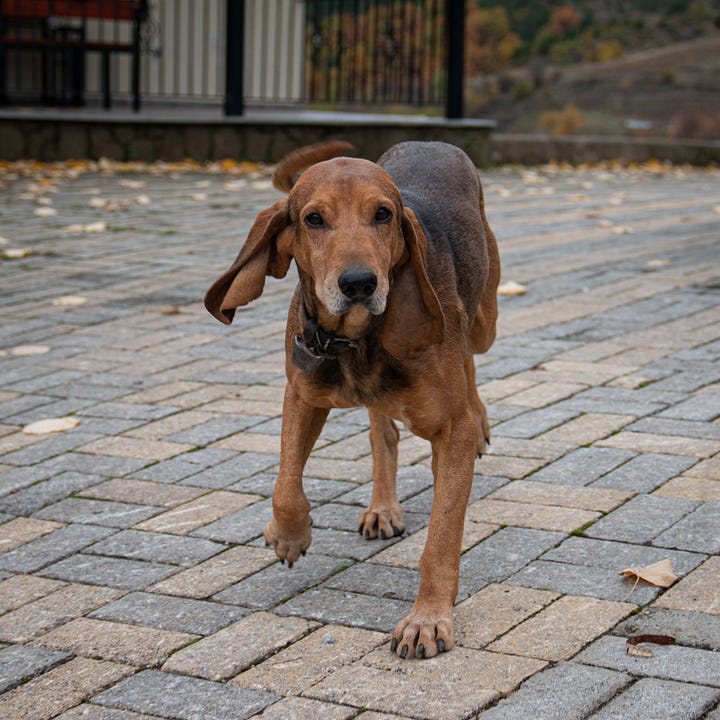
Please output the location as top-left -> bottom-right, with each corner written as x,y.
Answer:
23,417 -> 79,435
52,295 -> 88,307
619,558 -> 677,588
498,281 -> 527,296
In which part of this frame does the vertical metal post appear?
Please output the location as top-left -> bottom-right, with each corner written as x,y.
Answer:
225,0 -> 244,116
445,0 -> 464,119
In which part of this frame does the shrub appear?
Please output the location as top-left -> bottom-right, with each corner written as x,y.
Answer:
540,104 -> 585,135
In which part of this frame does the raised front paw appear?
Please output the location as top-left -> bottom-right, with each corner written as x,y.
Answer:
263,514 -> 312,568
358,502 -> 405,540
391,605 -> 453,659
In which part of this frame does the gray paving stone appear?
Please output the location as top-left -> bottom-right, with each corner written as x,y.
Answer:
591,453 -> 697,493
130,448 -> 237,484
181,453 -> 279,489
584,495 -> 699,544
614,608 -> 720,652
402,475 -> 508,515
491,407 -> 580,439
653,502 -> 720,554
166,414 -> 262,445
460,527 -> 565,593
40,554 -> 179,590
38,452 -> 153,477
323,562 -> 421,603
626,417 -> 720,440
0,644 -> 72,693
476,661 -> 631,720
558,388 -> 669,418
0,465 -> 56,499
191,498 -> 272,543
658,395 -> 720,422
90,591 -> 247,635
509,560 -> 659,605
307,527 -> 399,561
0,524 -> 115,573
84,529 -> 225,567
0,471 -> 107,515
214,553 -> 345,609
276,586 -> 412,633
334,466 -> 435,507
587,677 -> 719,720
93,669 -> 278,720
576,635 -> 720,686
0,428 -> 108,465
542,536 -> 706,577
34,498 -> 162,528
529,447 -> 635,486
79,402 -> 181,421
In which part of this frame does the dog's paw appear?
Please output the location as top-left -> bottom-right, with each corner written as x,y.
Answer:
263,514 -> 312,568
358,502 -> 405,540
391,607 -> 453,660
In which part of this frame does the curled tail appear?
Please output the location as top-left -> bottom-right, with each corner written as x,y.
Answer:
272,140 -> 356,192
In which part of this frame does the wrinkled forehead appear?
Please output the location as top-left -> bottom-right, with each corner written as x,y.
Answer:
289,157 -> 402,210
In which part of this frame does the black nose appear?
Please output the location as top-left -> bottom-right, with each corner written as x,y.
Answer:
338,267 -> 378,302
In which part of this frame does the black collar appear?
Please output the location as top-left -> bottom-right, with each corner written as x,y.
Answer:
292,300 -> 368,374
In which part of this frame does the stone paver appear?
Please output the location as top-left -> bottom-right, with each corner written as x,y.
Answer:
1,160 -> 719,719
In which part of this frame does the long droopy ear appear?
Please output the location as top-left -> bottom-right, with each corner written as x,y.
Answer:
382,208 -> 445,359
204,199 -> 293,324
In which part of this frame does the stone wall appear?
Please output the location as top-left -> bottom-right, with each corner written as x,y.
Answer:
1,112 -> 718,166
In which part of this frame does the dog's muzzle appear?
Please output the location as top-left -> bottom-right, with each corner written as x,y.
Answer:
338,267 -> 378,305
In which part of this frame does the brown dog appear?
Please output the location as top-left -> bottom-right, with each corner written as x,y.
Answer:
205,141 -> 500,659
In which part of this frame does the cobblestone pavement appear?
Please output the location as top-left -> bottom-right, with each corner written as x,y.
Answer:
0,157 -> 719,720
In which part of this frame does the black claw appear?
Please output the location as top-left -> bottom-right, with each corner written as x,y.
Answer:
417,644 -> 426,658
380,529 -> 386,540
280,558 -> 285,565
393,525 -> 404,537
301,550 -> 306,557
364,529 -> 370,540
391,638 -> 398,653
400,644 -> 408,659
438,639 -> 446,653
358,524 -> 364,535
287,561 -> 293,569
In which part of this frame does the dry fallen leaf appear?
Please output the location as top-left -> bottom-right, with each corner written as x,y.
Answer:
10,345 -> 51,356
23,417 -> 79,435
626,634 -> 676,658
3,248 -> 31,259
52,295 -> 88,307
135,194 -> 151,205
34,206 -> 57,217
83,221 -> 107,233
498,281 -> 527,296
619,558 -> 677,600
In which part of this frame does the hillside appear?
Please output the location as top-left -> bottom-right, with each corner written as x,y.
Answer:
469,35 -> 720,139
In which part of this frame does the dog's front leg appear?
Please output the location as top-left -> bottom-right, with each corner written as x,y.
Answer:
358,409 -> 405,540
264,383 -> 329,566
392,408 -> 476,659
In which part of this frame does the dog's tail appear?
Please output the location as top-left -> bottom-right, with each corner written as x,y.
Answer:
273,141 -> 356,193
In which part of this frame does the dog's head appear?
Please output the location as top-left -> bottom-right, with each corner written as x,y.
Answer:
205,149 -> 444,359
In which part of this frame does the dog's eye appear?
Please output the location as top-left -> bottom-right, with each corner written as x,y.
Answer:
375,206 -> 392,223
304,212 -> 324,228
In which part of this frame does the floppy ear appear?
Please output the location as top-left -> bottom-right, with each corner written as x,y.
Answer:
382,208 -> 445,359
204,199 -> 293,324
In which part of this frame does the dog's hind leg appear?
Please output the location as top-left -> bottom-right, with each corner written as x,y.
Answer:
359,409 -> 405,540
264,384 -> 329,566
465,354 -> 490,456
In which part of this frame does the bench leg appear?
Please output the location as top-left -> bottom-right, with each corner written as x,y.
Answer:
102,50 -> 111,109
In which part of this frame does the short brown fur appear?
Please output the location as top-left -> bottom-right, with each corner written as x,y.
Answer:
205,141 -> 500,660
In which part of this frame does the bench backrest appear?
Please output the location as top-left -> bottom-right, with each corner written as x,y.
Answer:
1,0 -> 145,22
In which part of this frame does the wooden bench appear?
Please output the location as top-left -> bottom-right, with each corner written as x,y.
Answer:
0,0 -> 147,110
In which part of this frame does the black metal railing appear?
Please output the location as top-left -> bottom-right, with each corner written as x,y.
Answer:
305,0 -> 446,110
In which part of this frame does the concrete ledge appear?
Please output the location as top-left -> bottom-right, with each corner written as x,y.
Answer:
0,110 -> 495,166
491,133 -> 720,166
1,109 -> 718,166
